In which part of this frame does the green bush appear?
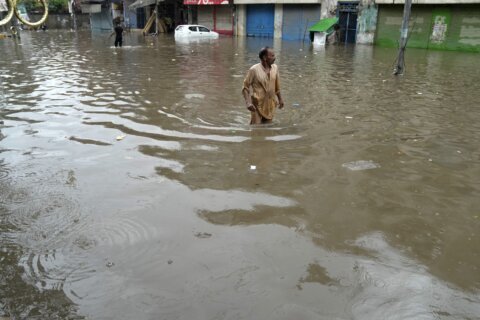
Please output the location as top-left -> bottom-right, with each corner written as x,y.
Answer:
22,0 -> 69,14
48,0 -> 69,13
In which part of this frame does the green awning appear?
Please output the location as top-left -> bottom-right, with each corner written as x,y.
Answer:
309,17 -> 338,33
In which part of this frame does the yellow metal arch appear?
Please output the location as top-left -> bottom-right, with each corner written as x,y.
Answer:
0,0 -> 49,28
0,0 -> 15,26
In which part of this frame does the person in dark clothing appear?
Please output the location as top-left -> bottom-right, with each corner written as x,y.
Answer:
110,24 -> 124,47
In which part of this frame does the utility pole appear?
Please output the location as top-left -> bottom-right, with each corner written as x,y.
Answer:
393,0 -> 412,75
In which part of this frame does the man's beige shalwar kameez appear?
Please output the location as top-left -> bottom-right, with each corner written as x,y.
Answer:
242,63 -> 281,124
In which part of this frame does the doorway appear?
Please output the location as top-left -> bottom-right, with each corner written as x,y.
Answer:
338,2 -> 359,44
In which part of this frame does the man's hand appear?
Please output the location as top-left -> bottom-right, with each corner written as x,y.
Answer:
278,99 -> 285,109
247,103 -> 256,112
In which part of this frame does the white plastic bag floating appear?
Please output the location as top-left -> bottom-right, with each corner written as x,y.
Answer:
342,160 -> 380,171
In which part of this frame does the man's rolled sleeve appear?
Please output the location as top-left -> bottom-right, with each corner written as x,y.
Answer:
242,68 -> 253,93
275,71 -> 281,95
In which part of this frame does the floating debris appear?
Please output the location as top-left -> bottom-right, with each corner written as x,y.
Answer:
342,160 -> 380,171
185,93 -> 205,99
250,165 -> 256,170
116,135 -> 126,141
194,232 -> 212,238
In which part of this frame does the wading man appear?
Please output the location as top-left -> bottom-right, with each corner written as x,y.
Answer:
110,21 -> 124,48
242,47 -> 284,124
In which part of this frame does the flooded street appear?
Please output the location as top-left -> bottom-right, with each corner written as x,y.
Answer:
1,31 -> 479,319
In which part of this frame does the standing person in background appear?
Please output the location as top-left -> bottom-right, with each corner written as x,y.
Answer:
110,18 -> 124,48
242,47 -> 285,125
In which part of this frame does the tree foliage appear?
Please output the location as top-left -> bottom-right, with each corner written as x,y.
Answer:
22,0 -> 69,14
48,0 -> 69,13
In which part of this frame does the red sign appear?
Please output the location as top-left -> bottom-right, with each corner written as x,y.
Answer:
183,0 -> 228,4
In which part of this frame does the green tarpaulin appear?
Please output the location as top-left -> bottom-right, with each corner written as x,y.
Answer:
309,17 -> 338,33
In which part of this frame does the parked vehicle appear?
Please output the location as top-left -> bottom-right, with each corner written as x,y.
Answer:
174,25 -> 219,39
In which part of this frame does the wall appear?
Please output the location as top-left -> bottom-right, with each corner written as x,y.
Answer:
320,0 -> 337,18
29,14 -> 90,29
235,4 -> 246,36
274,3 -> 283,38
375,4 -> 480,52
356,1 -> 378,44
90,7 -> 114,31
124,0 -> 138,28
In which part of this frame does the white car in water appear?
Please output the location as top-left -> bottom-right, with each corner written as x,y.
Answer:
174,25 -> 219,39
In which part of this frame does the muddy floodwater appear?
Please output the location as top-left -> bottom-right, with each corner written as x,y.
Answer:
1,31 -> 479,319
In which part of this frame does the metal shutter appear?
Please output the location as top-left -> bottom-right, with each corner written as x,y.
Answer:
282,4 -> 321,41
198,6 -> 214,30
246,4 -> 275,37
215,5 -> 233,34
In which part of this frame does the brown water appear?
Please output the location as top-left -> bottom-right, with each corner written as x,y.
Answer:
1,31 -> 479,319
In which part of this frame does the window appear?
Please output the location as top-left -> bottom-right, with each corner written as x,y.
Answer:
176,26 -> 184,31
188,26 -> 198,32
198,26 -> 210,32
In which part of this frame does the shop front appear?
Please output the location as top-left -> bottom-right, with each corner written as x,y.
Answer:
184,0 -> 234,35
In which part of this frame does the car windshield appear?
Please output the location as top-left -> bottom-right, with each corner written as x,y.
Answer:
176,26 -> 184,31
198,27 -> 210,32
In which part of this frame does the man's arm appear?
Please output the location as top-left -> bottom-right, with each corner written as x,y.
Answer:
242,69 -> 256,112
276,91 -> 284,109
275,71 -> 284,109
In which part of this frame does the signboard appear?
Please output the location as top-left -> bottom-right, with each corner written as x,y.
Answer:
183,0 -> 228,5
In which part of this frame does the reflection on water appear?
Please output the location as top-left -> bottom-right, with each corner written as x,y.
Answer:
1,31 -> 479,319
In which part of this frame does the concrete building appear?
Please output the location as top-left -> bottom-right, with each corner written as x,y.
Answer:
374,0 -> 480,52
82,0 -> 480,52
232,0 -> 480,51
83,0 -> 187,31
232,0 -> 374,43
234,0 -> 323,40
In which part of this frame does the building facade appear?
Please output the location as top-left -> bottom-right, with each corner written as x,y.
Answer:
234,0 -> 323,40
375,0 -> 480,52
82,0 -> 480,52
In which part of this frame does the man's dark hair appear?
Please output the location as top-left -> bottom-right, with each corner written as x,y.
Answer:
259,47 -> 270,60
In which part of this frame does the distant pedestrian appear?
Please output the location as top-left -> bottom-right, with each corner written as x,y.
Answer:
110,23 -> 124,47
242,47 -> 284,125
